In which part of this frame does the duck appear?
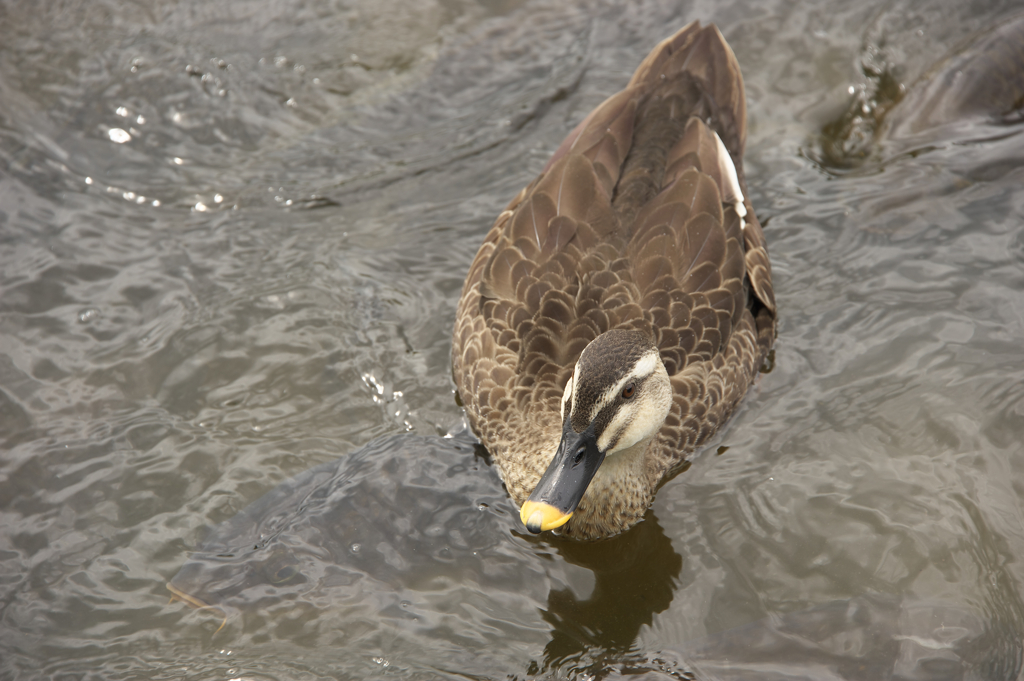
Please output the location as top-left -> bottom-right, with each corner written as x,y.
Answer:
451,21 -> 776,541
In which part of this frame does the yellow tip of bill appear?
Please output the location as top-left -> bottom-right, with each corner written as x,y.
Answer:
520,500 -> 572,533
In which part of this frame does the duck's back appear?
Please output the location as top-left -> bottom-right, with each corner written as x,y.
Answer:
452,22 -> 776,507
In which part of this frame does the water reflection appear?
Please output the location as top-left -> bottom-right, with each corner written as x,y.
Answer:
166,442 -> 1024,680
539,515 -> 681,673
165,432 -> 537,648
166,430 -> 685,675
951,495 -> 1024,681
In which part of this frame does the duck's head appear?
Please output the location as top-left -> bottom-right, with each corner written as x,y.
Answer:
521,329 -> 672,534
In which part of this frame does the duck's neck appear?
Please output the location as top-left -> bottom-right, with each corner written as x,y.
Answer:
566,436 -> 656,540
594,437 -> 651,491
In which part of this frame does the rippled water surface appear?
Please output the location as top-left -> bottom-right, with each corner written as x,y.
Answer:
2,0 -> 1024,679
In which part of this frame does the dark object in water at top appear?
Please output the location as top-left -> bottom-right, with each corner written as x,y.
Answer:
814,12 -> 1024,170
885,13 -> 1024,139
167,432 -> 523,631
451,20 -> 775,541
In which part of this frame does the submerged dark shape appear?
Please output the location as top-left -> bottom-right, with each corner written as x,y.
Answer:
818,12 -> 1024,171
885,13 -> 1024,139
168,432 -> 519,622
168,430 -> 687,669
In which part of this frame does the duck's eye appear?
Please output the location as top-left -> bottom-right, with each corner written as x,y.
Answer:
622,383 -> 636,399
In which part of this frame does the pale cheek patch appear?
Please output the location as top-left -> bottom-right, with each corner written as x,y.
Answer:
601,362 -> 673,454
597,406 -> 635,453
591,351 -> 660,422
599,398 -> 666,454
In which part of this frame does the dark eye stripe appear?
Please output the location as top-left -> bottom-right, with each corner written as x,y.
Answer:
569,359 -> 653,433
591,381 -> 641,452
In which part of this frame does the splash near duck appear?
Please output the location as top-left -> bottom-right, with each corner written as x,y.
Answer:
452,21 -> 776,540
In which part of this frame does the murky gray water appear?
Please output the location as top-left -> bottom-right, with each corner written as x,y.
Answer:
2,0 -> 1023,679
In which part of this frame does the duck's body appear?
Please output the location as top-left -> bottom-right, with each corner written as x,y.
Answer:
452,21 -> 775,540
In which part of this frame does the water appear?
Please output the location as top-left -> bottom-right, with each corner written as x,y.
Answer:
1,0 -> 1023,678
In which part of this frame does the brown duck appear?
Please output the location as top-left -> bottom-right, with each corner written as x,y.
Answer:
452,21 -> 776,540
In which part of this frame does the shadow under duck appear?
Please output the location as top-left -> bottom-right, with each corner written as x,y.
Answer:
452,21 -> 776,540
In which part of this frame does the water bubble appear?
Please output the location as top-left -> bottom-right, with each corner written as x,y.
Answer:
115,106 -> 129,117
107,128 -> 131,144
78,308 -> 99,323
361,373 -> 385,396
194,202 -> 207,212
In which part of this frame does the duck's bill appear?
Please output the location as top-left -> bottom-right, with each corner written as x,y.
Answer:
520,422 -> 605,533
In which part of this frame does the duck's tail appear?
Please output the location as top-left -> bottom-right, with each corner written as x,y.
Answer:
534,22 -> 751,229
629,22 -> 747,158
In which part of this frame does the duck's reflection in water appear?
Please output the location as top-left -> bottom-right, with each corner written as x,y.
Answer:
539,512 -> 681,670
